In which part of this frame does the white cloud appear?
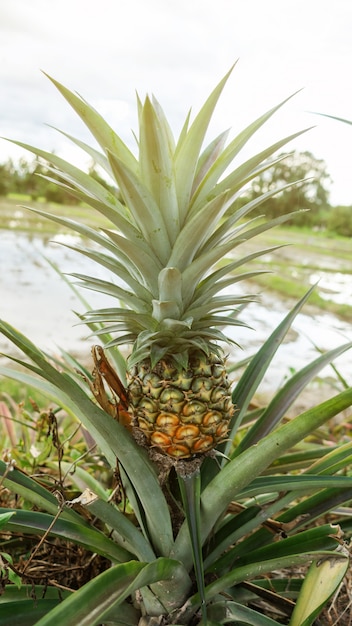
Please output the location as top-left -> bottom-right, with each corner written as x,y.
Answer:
1,0 -> 352,204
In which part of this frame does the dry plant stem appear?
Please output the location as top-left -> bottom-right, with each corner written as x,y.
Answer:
61,442 -> 98,484
21,491 -> 66,574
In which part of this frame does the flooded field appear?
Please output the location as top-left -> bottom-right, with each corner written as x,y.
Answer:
0,229 -> 351,392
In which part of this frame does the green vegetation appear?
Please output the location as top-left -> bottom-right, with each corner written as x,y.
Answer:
241,149 -> 332,220
0,196 -> 111,232
0,377 -> 48,410
0,198 -> 351,324
0,157 -> 113,205
253,273 -> 352,319
1,302 -> 351,626
0,68 -> 351,625
1,147 -> 352,236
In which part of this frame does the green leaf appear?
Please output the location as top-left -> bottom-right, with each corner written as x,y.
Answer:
208,388 -> 352,527
174,387 -> 352,569
178,469 -> 207,623
168,190 -> 232,269
5,141 -> 139,238
1,508 -> 129,562
207,600 -> 283,625
233,524 -> 341,567
206,553 -> 342,603
181,210 -> 299,308
0,511 -> 16,529
237,474 -> 352,499
0,584 -> 71,603
52,461 -> 111,501
182,550 -> 339,621
304,439 -> 352,476
193,129 -> 230,195
0,461 -> 86,525
102,227 -> 162,294
107,150 -> 171,264
210,522 -> 342,575
201,175 -> 302,251
279,486 -> 352,529
43,72 -> 139,174
191,245 -> 283,305
47,125 -> 114,177
0,321 -> 174,558
5,568 -> 22,590
175,64 -> 236,221
313,112 -> 352,126
236,340 -> 352,453
289,549 -> 349,626
139,95 -> 180,244
0,600 -> 63,626
207,127 -> 310,207
86,497 -> 155,562
227,285 -> 318,453
191,116 -> 308,215
32,558 -> 188,626
60,243 -> 152,303
69,272 -> 150,312
21,205 -> 137,259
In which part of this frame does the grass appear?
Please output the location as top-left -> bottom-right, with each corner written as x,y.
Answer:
251,273 -> 352,320
0,377 -> 49,410
0,196 -> 111,232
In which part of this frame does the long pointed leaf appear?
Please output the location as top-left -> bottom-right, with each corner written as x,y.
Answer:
191,111 -> 308,211
181,210 -> 300,307
1,507 -> 129,562
175,64 -> 236,220
0,600 -> 65,626
139,95 -> 180,244
33,558 -> 189,626
43,72 -> 139,173
236,341 -> 352,453
208,601 -> 283,625
226,285 -> 317,453
289,550 -> 349,626
0,321 -> 174,557
182,550 -> 342,622
178,469 -> 207,621
47,125 -> 114,176
168,191 -> 232,269
0,461 -> 84,524
107,151 -> 171,264
174,387 -> 352,569
57,243 -> 152,302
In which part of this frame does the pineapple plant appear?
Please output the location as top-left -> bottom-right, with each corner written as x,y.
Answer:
1,65 -> 352,625
9,65 -> 307,464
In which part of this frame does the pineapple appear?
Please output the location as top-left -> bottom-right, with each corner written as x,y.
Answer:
128,350 -> 233,458
14,66 -> 306,459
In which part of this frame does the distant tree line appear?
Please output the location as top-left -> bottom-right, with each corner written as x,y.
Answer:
0,151 -> 351,236
0,157 -> 114,205
229,150 -> 352,236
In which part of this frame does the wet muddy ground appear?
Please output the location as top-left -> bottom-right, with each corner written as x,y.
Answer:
0,229 -> 351,393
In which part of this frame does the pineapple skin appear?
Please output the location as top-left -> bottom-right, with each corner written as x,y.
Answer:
127,350 -> 234,459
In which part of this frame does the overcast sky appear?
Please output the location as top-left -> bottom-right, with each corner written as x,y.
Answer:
1,0 -> 351,205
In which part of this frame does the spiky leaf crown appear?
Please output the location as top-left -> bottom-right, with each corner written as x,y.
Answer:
9,65 -> 308,364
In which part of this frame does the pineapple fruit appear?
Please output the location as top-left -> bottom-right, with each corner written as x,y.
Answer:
14,66 -> 305,459
128,350 -> 233,458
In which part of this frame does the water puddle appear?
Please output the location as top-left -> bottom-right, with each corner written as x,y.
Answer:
309,271 -> 352,305
0,231 -> 351,392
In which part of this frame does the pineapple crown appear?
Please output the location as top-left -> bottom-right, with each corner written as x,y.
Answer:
8,64 -> 309,367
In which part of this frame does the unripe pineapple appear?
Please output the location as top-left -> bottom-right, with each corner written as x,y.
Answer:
128,350 -> 234,458
14,66 -> 305,459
